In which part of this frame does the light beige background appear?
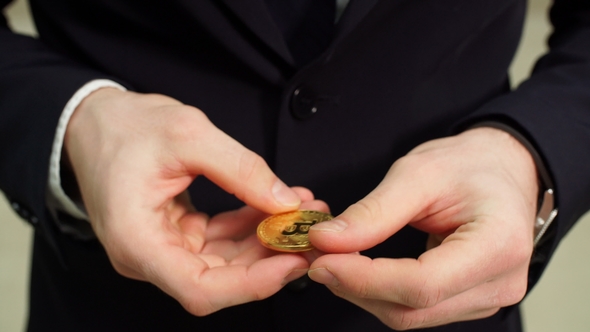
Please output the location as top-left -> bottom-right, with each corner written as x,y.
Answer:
2,0 -> 590,331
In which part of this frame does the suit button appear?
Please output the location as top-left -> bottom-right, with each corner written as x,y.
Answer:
290,87 -> 318,120
11,201 -> 21,212
11,200 -> 33,220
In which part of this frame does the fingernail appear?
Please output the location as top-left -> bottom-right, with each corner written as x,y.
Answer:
272,180 -> 300,207
310,219 -> 348,232
308,268 -> 339,287
282,268 -> 308,286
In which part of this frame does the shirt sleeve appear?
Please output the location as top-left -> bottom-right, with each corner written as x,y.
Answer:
0,3 -> 131,246
47,79 -> 126,227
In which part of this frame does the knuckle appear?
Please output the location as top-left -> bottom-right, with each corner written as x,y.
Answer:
514,242 -> 534,264
182,298 -> 216,317
179,281 -> 218,317
483,307 -> 501,318
247,282 -> 267,302
354,195 -> 384,223
391,154 -> 414,171
392,154 -> 427,174
385,309 -> 420,331
327,283 -> 347,299
350,278 -> 375,299
406,278 -> 443,309
165,107 -> 210,142
474,307 -> 501,320
109,259 -> 131,277
393,153 -> 443,184
500,277 -> 528,306
512,281 -> 528,304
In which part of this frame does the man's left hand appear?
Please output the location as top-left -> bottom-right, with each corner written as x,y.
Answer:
308,127 -> 538,330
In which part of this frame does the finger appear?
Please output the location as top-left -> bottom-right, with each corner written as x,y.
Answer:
205,205 -> 267,241
309,217 -> 532,308
327,262 -> 526,330
332,288 -> 501,330
205,188 -> 329,241
196,236 -> 275,268
309,254 -> 465,309
113,203 -> 310,315
143,244 -> 308,316
224,237 -> 277,265
201,235 -> 261,262
290,186 -> 330,212
173,191 -> 211,252
300,248 -> 326,265
291,186 -> 315,202
300,199 -> 330,213
308,157 -> 433,253
175,112 -> 300,214
426,233 -> 447,250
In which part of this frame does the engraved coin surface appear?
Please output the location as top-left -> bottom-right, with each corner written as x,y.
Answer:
257,210 -> 333,252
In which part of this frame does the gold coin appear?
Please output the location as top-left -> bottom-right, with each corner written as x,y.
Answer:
257,210 -> 333,252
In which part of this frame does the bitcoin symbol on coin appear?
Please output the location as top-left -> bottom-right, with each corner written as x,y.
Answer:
281,220 -> 317,235
257,210 -> 333,252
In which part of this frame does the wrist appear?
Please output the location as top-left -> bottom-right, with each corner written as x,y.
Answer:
47,80 -> 127,235
64,87 -> 128,168
464,124 -> 557,247
462,126 -> 539,197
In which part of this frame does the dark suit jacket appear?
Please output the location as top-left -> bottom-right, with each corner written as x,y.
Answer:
2,0 -> 590,331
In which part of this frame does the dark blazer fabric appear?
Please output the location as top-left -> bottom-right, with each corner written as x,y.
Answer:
2,0 -> 590,331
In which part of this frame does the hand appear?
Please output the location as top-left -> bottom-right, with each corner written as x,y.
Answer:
64,88 -> 327,315
307,128 -> 538,329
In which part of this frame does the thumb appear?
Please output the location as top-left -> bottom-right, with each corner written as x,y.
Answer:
176,112 -> 301,214
308,162 -> 429,253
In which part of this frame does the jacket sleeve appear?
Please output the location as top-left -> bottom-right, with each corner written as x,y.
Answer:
0,0 -> 117,250
462,0 -> 590,291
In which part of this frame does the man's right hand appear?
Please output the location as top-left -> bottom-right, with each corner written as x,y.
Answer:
64,88 -> 326,315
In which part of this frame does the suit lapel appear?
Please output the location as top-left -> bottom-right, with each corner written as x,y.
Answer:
218,0 -> 294,65
219,0 -> 382,66
211,0 -> 384,78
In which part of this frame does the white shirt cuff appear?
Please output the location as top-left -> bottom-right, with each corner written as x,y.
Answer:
48,79 -> 127,221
